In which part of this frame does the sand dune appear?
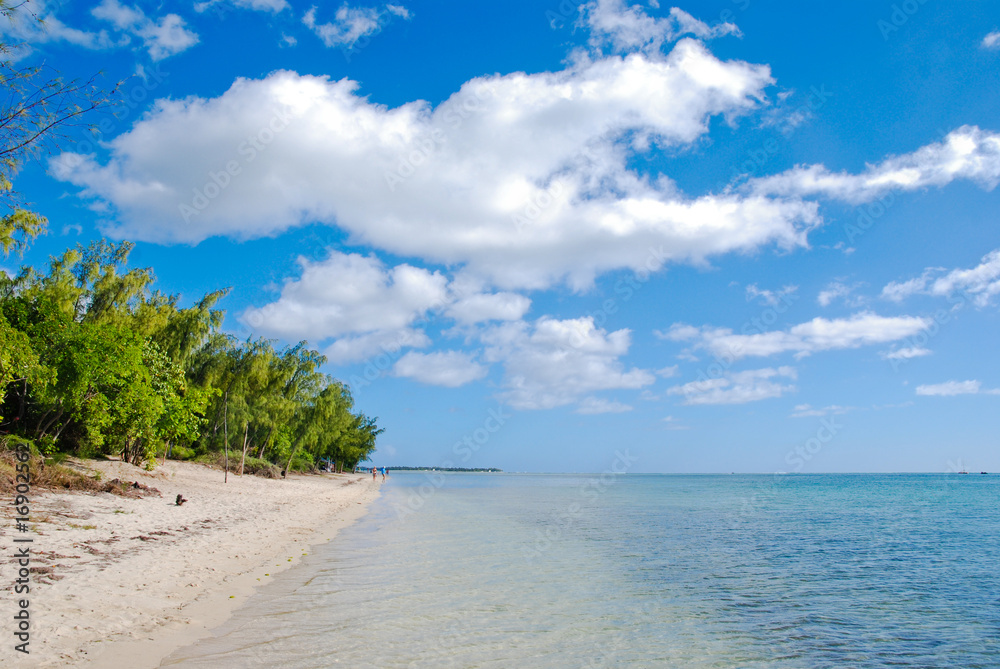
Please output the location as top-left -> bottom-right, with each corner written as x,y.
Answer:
4,459 -> 380,668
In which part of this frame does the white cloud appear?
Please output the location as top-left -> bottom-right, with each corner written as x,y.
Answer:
0,0 -> 119,55
0,1 -> 196,61
982,30 -> 1000,50
195,0 -> 289,14
242,251 -> 447,355
576,397 -> 633,414
386,5 -> 410,19
481,317 -> 655,410
324,328 -> 430,365
916,380 -> 1000,396
392,350 -> 487,387
881,248 -> 1000,307
655,364 -> 679,377
302,3 -> 410,49
91,0 -> 199,61
745,283 -> 797,307
446,292 -> 531,324
582,0 -> 739,53
749,125 -> 1000,204
790,403 -> 852,418
879,346 -> 931,361
662,312 -> 932,360
816,281 -> 859,307
50,39 -> 819,291
667,366 -> 796,405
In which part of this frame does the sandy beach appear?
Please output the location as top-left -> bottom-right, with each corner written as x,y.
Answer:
3,459 -> 381,668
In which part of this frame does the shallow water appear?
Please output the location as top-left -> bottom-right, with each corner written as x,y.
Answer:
163,472 -> 1000,668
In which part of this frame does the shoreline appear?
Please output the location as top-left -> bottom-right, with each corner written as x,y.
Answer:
4,459 -> 382,668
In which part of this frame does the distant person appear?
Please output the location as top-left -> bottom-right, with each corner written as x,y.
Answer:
381,466 -> 387,482
372,467 -> 377,481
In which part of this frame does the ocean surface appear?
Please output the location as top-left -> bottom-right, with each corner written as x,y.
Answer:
162,472 -> 1000,668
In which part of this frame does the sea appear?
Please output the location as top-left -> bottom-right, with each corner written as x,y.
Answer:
162,472 -> 1000,668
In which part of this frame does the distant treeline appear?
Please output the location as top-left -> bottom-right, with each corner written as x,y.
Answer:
0,238 -> 382,473
387,466 -> 503,472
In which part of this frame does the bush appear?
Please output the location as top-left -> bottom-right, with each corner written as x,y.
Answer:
289,450 -> 314,473
241,455 -> 281,478
168,445 -> 196,461
0,450 -> 159,497
195,451 -> 281,478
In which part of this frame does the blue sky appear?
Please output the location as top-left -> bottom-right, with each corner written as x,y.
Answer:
4,0 -> 1000,473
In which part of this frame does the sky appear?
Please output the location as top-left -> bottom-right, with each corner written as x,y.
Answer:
3,0 -> 1000,473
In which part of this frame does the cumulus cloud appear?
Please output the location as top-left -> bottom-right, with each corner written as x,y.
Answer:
582,0 -> 739,53
481,317 -> 654,410
91,0 -> 199,61
446,291 -> 531,324
916,380 -> 1000,396
324,328 -> 430,365
302,3 -> 410,49
661,312 -> 932,360
667,366 -> 797,405
982,30 -> 1000,50
392,350 -> 487,387
50,35 -> 824,291
241,251 -> 447,362
881,248 -> 1000,307
749,125 -> 1000,204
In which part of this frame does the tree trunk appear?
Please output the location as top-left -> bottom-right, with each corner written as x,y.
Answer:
238,422 -> 249,476
50,413 -> 71,442
257,425 -> 274,459
18,378 -> 27,422
283,439 -> 300,479
223,391 -> 229,483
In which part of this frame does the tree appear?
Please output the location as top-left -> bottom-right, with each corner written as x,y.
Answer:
0,1 -> 120,257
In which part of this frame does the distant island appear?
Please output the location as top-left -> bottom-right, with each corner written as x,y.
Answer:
386,466 -> 503,473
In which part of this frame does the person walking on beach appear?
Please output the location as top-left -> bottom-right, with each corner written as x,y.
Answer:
381,466 -> 386,482
372,466 -> 377,481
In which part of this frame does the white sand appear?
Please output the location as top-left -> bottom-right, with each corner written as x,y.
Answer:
3,458 -> 381,668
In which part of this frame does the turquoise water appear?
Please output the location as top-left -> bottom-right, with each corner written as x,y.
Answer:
163,473 -> 1000,668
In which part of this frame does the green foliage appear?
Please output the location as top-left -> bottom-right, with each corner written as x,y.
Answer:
1,208 -> 46,258
167,445 -> 196,461
0,237 -> 383,472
